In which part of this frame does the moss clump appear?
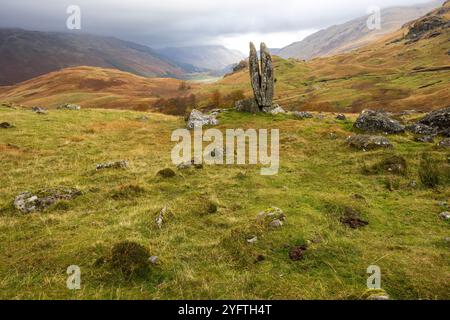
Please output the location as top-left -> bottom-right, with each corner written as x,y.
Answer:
363,155 -> 407,175
110,241 -> 150,277
157,168 -> 176,178
111,184 -> 146,200
419,153 -> 440,188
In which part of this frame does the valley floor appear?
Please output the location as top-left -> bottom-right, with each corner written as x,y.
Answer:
0,106 -> 449,299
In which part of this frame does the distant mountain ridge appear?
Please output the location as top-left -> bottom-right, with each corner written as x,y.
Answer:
157,45 -> 245,71
0,28 -> 199,85
279,0 -> 444,60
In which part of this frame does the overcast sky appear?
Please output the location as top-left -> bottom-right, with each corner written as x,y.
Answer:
0,0 -> 435,53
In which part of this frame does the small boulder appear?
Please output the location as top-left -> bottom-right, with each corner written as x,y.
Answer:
415,135 -> 434,143
438,138 -> 450,148
96,160 -> 128,170
257,207 -> 286,229
262,104 -> 286,115
31,106 -> 47,114
247,236 -> 258,244
417,107 -> 450,131
293,111 -> 313,119
235,99 -> 260,113
407,123 -> 438,136
336,114 -> 347,121
58,103 -> 81,110
347,135 -> 393,151
14,187 -> 82,214
440,212 -> 450,220
187,109 -> 219,129
354,109 -> 405,134
155,206 -> 173,229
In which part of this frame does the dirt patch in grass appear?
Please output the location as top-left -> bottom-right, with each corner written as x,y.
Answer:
289,245 -> 308,261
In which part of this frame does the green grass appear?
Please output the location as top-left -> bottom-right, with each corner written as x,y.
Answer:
0,105 -> 449,299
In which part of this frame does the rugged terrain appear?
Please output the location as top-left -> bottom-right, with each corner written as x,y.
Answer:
1,105 -> 449,299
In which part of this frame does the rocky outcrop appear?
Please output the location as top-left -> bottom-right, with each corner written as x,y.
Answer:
416,107 -> 450,131
187,109 -> 219,129
347,135 -> 393,151
14,187 -> 82,214
249,42 -> 274,109
405,15 -> 449,42
354,109 -> 405,134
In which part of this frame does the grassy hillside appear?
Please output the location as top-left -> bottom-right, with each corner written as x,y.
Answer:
0,66 -> 197,111
0,105 -> 449,299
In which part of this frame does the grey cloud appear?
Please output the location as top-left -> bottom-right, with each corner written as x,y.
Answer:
0,0 -> 434,48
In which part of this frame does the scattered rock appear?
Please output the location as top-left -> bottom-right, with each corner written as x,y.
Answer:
293,111 -> 313,119
14,187 -> 82,214
148,256 -> 158,265
415,135 -> 434,143
289,245 -> 308,261
247,236 -> 258,244
407,123 -> 438,136
340,207 -> 368,229
347,135 -> 393,151
155,206 -> 172,229
0,122 -> 13,128
269,219 -> 284,228
187,109 -> 219,129
336,114 -> 347,121
110,241 -> 150,276
257,207 -> 286,229
408,180 -> 418,188
438,138 -> 450,148
437,201 -> 448,209
354,109 -> 405,134
417,106 -> 450,131
440,212 -> 450,220
57,103 -> 81,110
31,106 -> 47,114
96,160 -> 128,170
262,104 -> 286,115
157,168 -> 176,178
235,99 -> 260,113
177,159 -> 204,170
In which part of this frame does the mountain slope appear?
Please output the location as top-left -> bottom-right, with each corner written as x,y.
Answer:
157,45 -> 245,71
279,0 -> 444,60
0,66 -> 197,111
0,29 -> 192,85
